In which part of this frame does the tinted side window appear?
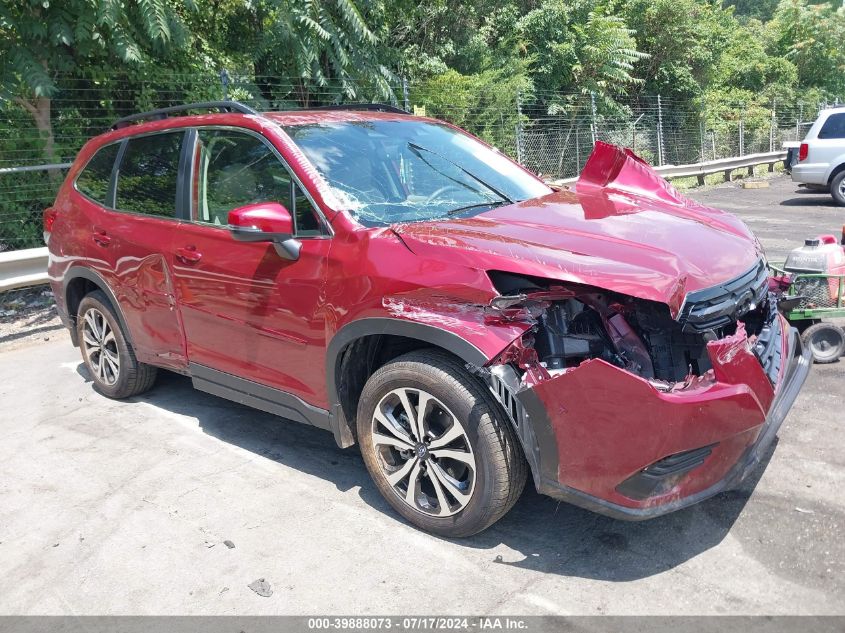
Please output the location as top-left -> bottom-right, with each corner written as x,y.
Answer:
193,129 -> 323,234
819,113 -> 845,139
76,143 -> 120,205
116,132 -> 183,217
194,129 -> 292,225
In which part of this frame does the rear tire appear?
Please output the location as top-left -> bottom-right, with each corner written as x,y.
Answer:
831,171 -> 845,206
77,290 -> 157,398
357,349 -> 527,537
801,322 -> 845,364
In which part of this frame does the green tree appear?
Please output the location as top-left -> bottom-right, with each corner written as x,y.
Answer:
512,1 -> 646,105
410,63 -> 532,154
725,0 -> 781,21
0,0 -> 192,163
766,0 -> 845,96
615,0 -> 736,103
208,0 -> 395,106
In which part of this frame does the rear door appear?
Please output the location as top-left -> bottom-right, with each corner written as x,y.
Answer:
103,130 -> 189,370
170,127 -> 331,406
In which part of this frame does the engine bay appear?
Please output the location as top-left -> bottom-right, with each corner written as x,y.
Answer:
487,270 -> 774,385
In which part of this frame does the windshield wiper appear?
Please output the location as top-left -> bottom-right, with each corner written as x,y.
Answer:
446,200 -> 509,216
407,142 -> 514,205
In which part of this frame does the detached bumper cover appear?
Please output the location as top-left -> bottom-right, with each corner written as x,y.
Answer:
518,318 -> 811,520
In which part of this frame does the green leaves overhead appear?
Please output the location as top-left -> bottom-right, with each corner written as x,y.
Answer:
248,0 -> 391,102
382,0 -> 843,118
767,0 -> 845,96
0,0 -> 191,98
1,0 -> 842,129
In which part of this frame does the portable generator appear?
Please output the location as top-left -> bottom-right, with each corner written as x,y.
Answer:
773,227 -> 845,363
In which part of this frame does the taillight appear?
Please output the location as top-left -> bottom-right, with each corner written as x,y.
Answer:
798,143 -> 808,161
43,206 -> 58,243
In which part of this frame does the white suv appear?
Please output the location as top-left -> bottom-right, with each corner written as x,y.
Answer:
792,107 -> 845,205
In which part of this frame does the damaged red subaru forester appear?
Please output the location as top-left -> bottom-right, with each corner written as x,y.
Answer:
45,102 -> 811,536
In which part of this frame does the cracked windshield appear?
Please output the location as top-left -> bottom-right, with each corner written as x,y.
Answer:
284,120 -> 550,226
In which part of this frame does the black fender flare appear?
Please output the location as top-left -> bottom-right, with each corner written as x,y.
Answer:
325,317 -> 488,447
64,266 -> 133,347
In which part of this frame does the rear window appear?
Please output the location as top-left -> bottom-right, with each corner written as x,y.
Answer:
76,143 -> 120,205
115,132 -> 184,217
818,113 -> 845,139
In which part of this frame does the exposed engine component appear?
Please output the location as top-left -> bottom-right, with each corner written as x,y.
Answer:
626,302 -> 715,382
489,269 -> 777,385
532,300 -> 620,370
530,296 -> 715,382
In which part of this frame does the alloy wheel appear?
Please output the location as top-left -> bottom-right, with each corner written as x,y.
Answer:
81,308 -> 120,385
371,387 -> 476,517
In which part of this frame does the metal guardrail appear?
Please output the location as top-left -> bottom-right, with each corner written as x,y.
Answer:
0,162 -> 69,293
0,247 -> 49,292
658,150 -> 786,184
0,163 -> 72,175
551,150 -> 787,186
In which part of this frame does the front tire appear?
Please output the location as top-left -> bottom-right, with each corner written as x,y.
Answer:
357,349 -> 526,537
77,290 -> 157,398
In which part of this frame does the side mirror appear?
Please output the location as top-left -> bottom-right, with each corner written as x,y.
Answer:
228,202 -> 301,261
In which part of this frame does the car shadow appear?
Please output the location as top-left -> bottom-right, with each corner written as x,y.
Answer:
456,451 -> 771,581
77,365 -> 773,582
780,195 -> 836,207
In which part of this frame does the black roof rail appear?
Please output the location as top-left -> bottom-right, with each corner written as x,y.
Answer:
308,103 -> 409,115
109,101 -> 259,130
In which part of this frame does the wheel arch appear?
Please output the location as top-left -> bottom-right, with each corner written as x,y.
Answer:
826,160 -> 845,185
325,318 -> 488,449
64,266 -> 133,348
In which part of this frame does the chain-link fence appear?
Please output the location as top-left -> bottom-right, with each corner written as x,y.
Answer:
1,71 -> 841,252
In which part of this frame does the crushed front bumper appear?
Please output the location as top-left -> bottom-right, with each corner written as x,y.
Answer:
512,315 -> 811,520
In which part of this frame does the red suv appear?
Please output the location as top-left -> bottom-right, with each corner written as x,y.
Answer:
45,101 -> 811,537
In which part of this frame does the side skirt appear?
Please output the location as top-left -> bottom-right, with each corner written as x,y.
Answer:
189,363 -> 332,431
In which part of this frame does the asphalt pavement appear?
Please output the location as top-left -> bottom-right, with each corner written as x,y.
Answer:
0,175 -> 843,615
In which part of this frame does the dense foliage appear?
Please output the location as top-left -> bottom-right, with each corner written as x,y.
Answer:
3,0 -> 843,129
1,0 -> 844,249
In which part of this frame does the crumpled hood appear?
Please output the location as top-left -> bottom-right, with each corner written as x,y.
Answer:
391,143 -> 763,315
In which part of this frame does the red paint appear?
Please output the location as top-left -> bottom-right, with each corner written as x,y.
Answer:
228,202 -> 294,234
47,110 -> 806,517
393,144 -> 762,318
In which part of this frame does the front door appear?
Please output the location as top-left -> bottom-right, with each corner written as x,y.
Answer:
170,127 -> 331,407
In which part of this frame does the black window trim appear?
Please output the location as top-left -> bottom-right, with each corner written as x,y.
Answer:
74,129 -> 191,221
185,125 -> 333,238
